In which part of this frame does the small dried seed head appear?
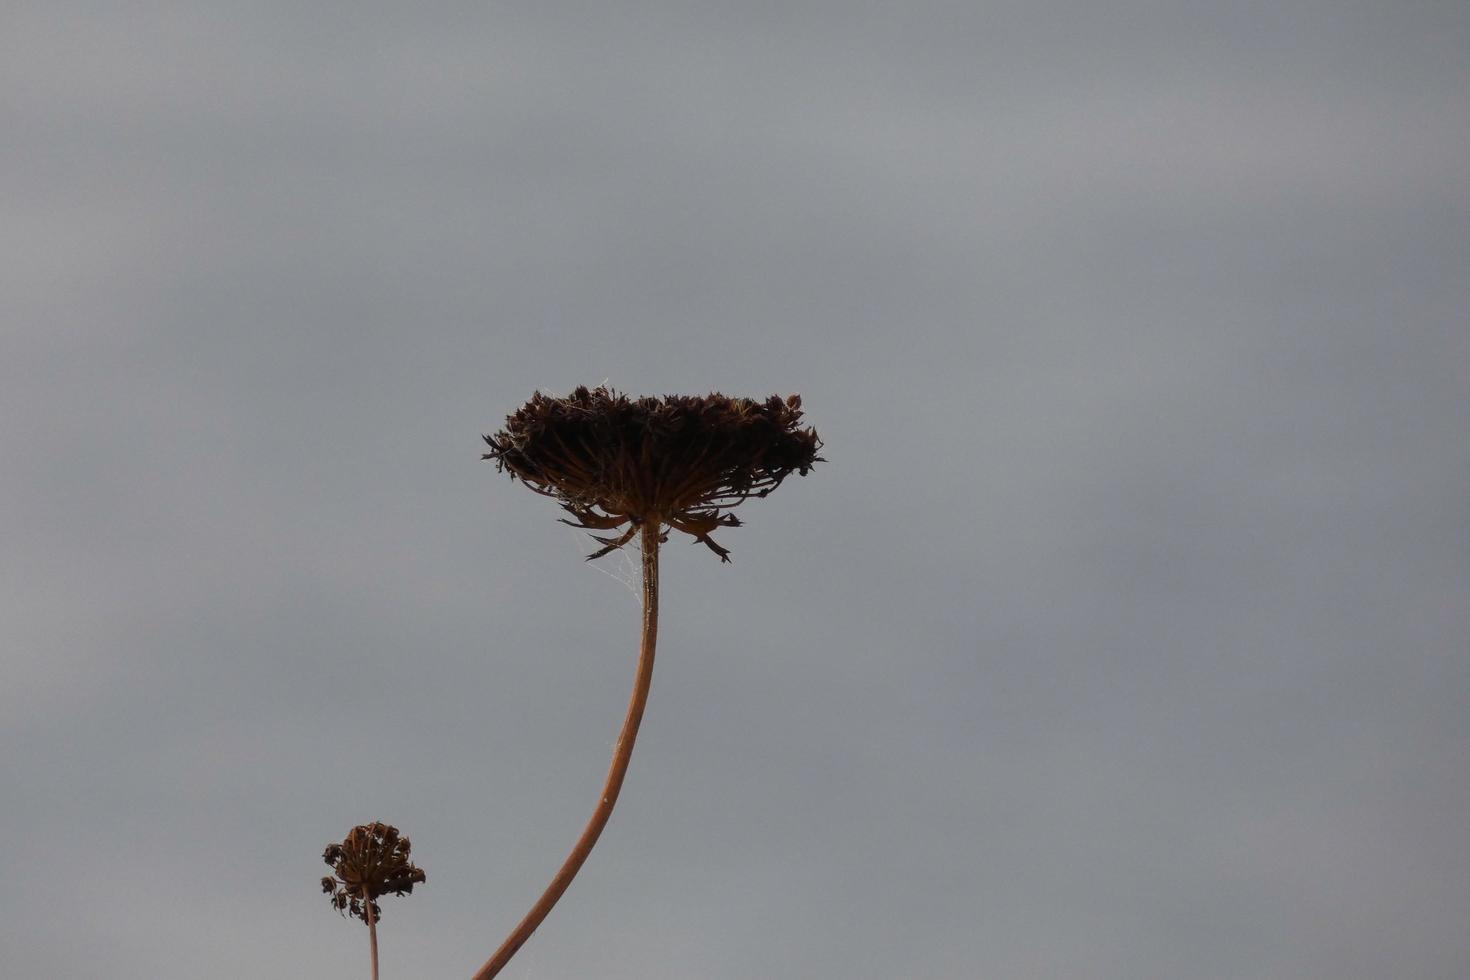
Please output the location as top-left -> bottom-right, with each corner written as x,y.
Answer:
482,386 -> 822,561
320,822 -> 426,924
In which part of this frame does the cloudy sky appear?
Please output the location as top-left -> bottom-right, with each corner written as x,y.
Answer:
4,3 -> 1467,978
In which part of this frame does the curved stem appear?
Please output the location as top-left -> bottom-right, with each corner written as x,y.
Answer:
473,520 -> 662,980
364,887 -> 380,980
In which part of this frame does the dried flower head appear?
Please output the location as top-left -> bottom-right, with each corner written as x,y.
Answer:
321,822 -> 427,924
482,386 -> 821,561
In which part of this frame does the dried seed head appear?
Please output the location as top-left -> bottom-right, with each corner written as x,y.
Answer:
483,386 -> 822,561
320,822 -> 426,924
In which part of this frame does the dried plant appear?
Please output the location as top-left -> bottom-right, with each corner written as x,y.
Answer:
474,386 -> 820,979
321,822 -> 426,980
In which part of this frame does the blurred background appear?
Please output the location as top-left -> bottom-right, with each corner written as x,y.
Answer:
3,3 -> 1467,977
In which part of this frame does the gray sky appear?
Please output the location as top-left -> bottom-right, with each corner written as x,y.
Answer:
4,3 -> 1468,978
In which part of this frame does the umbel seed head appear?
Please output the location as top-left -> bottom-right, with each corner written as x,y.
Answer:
321,822 -> 426,924
483,386 -> 822,561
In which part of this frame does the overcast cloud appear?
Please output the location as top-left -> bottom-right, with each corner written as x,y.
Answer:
3,3 -> 1468,978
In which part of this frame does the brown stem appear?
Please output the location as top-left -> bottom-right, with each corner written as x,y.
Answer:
472,520 -> 662,980
364,887 -> 380,980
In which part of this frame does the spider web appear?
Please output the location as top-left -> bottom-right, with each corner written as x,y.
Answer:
528,376 -> 642,597
537,376 -> 642,597
562,521 -> 642,600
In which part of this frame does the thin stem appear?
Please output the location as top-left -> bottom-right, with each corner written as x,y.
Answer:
473,521 -> 662,980
364,887 -> 380,980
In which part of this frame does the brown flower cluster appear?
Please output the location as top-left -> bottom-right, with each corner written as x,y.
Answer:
482,386 -> 822,561
321,822 -> 427,924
